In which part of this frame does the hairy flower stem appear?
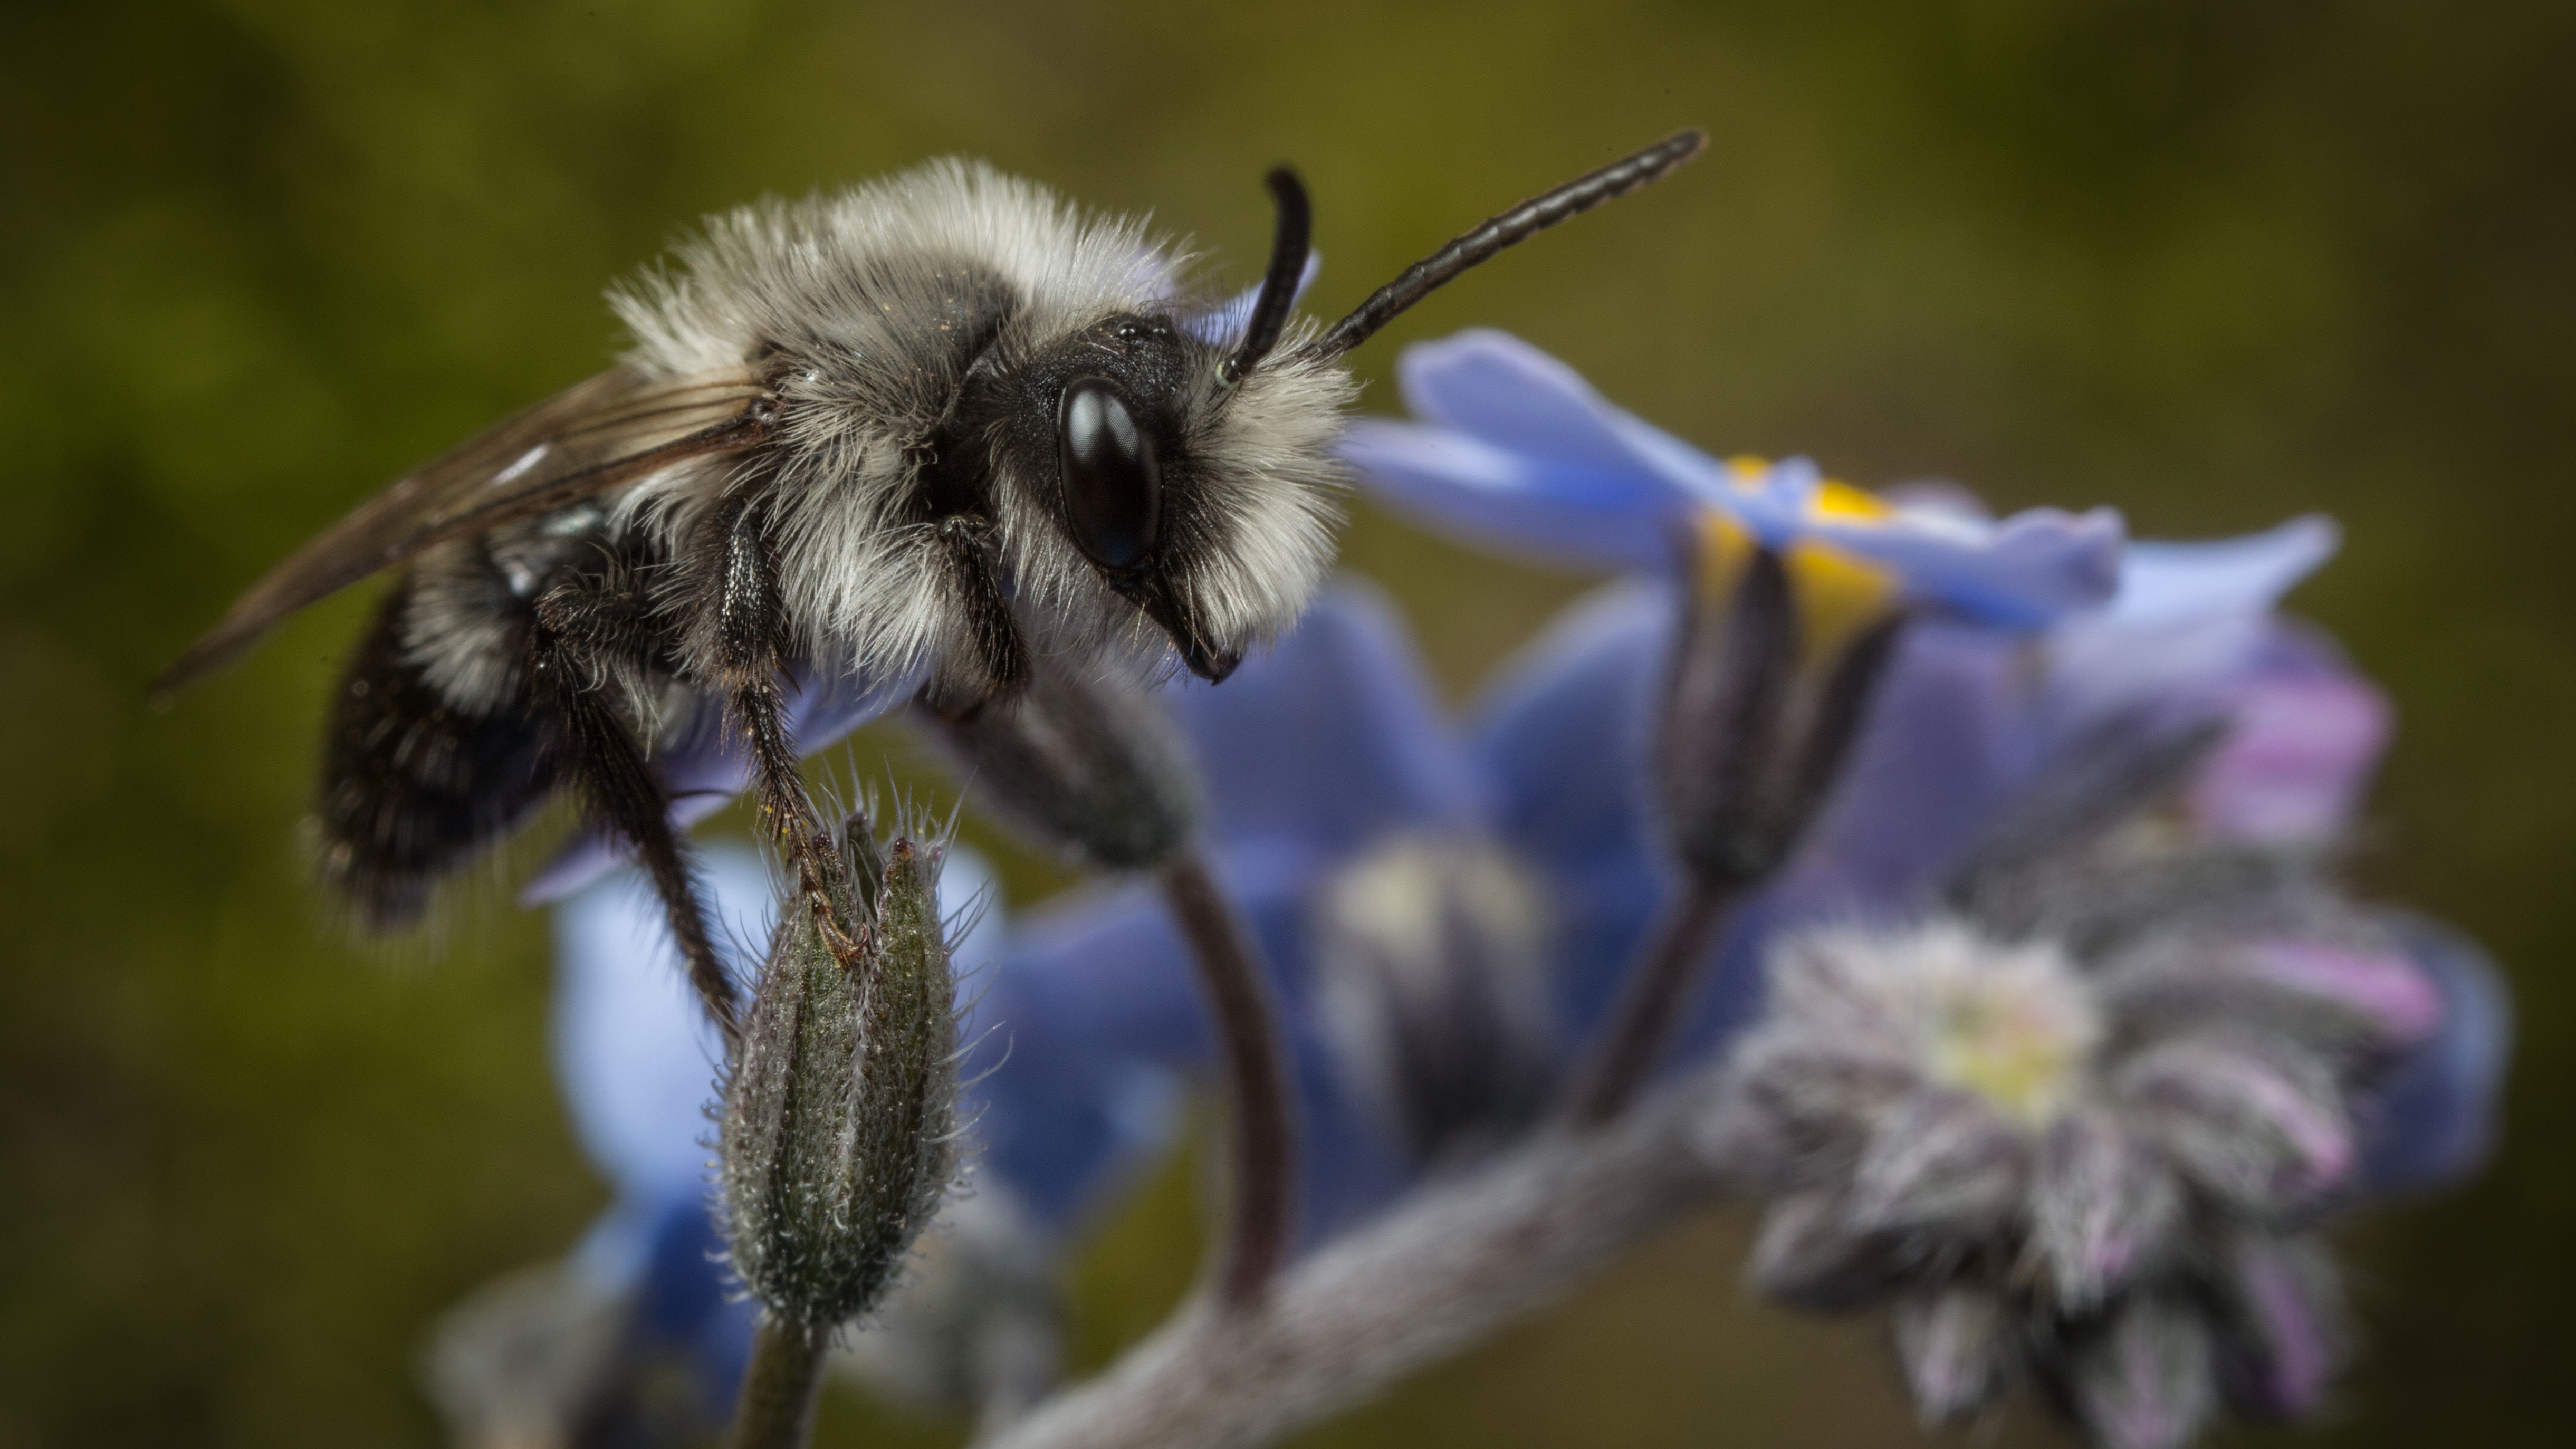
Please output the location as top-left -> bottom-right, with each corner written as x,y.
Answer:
975,1073 -> 1723,1449
728,1318 -> 828,1449
1158,851 -> 1298,1310
1563,876 -> 1744,1124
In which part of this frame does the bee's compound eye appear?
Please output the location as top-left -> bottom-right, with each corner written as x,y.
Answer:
1057,376 -> 1161,570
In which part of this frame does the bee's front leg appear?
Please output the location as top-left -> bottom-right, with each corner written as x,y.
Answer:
687,491 -> 867,965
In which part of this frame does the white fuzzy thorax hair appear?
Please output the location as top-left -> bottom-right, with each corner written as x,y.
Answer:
605,158 -> 1354,692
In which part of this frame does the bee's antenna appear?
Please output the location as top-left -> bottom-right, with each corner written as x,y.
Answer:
1309,128 -> 1707,360
1221,166 -> 1314,387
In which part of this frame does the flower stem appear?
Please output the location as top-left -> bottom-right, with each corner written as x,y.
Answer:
727,1317 -> 827,1449
1562,876 -> 1742,1124
1158,851 -> 1297,1310
976,1069 -> 1725,1449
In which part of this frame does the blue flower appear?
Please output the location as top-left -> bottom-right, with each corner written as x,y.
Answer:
1337,328 -> 2125,626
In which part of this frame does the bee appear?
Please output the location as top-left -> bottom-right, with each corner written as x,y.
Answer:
156,131 -> 1706,1034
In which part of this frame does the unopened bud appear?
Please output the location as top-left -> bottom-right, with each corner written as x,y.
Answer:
2210,1231 -> 2343,1421
1658,514 -> 1905,886
719,810 -> 960,1330
1892,1283 -> 2016,1426
917,654 -> 1198,871
2062,1294 -> 2217,1449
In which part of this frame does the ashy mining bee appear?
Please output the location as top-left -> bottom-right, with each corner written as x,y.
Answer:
157,131 -> 1706,1032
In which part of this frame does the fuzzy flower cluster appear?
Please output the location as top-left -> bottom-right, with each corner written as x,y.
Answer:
1711,848 -> 2453,1443
424,328 -> 2508,1449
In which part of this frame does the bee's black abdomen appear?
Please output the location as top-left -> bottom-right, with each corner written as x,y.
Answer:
315,576 -> 556,930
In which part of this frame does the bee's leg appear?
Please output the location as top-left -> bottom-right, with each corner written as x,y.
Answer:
690,493 -> 866,962
316,572 -> 557,930
526,603 -> 740,1038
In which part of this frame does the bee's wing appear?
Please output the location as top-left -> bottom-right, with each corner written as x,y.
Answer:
155,366 -> 775,695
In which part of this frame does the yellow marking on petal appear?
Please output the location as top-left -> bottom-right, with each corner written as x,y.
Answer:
1726,455 -> 1771,482
1784,538 -> 1899,665
1811,479 -> 1894,523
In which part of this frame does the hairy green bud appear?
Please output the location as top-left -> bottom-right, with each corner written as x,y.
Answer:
719,811 -> 960,1330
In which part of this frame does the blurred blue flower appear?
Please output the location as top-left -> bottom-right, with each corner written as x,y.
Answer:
1337,328 -> 2125,626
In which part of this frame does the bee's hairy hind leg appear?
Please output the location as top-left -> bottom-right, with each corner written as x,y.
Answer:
527,604 -> 741,1038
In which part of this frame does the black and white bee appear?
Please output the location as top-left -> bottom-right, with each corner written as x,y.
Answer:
157,131 -> 1705,1032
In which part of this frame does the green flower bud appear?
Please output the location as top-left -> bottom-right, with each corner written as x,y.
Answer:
719,809 -> 960,1331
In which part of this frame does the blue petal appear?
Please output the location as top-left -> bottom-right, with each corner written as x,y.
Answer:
1340,421 -> 1691,570
1163,579 -> 1484,856
550,845 -> 772,1205
962,842 -> 1311,1230
1397,329 -> 1726,493
1466,578 -> 1677,1030
1786,620 -> 2039,904
628,1196 -> 756,1425
522,656 -> 923,905
2043,517 -> 2340,725
962,834 -> 1409,1242
2106,516 -> 2341,628
2357,912 -> 2513,1195
1345,331 -> 2124,623
1342,329 -> 1722,570
1179,252 -> 1323,348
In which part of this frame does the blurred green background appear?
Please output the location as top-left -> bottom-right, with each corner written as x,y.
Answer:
4,1 -> 2570,1445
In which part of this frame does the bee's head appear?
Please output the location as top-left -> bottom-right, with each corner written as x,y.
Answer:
940,137 -> 1701,702
976,188 -> 1352,688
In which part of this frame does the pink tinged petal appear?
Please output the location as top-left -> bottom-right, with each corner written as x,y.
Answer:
1895,1284 -> 2018,1426
2044,517 -> 2341,725
2189,669 -> 2393,842
2028,1110 -> 2184,1310
1846,1090 -> 2029,1236
2244,939 -> 2443,1045
2119,1041 -> 2355,1208
2070,1297 -> 2217,1449
2218,1234 -> 2342,1419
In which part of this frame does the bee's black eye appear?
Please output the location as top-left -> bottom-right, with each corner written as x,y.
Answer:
1057,376 -> 1161,570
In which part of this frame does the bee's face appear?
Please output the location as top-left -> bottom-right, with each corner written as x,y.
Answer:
972,311 -> 1354,687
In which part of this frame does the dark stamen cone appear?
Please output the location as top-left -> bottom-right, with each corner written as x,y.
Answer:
1655,518 -> 1908,889
719,812 -> 959,1331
